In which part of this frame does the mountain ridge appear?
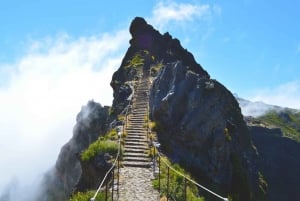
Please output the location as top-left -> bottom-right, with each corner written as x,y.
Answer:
38,17 -> 300,201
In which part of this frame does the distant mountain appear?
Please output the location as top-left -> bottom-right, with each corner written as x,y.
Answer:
236,96 -> 300,142
236,97 -> 300,201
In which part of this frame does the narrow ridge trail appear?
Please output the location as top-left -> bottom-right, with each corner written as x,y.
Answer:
118,75 -> 160,201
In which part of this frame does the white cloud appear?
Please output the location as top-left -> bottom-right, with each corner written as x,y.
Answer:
149,1 -> 211,29
0,29 -> 129,199
249,81 -> 300,110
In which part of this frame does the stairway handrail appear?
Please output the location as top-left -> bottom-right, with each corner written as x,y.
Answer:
90,134 -> 121,201
157,151 -> 228,201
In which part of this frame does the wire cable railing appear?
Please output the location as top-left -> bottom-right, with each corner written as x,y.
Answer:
89,135 -> 121,201
155,151 -> 228,201
90,102 -> 132,201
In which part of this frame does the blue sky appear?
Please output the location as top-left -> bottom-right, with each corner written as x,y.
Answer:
1,0 -> 299,107
0,0 -> 299,199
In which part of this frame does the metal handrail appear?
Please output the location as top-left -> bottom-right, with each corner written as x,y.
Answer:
90,102 -> 131,201
156,151 -> 228,201
90,136 -> 121,201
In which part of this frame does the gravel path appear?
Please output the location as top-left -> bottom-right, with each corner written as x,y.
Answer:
118,167 -> 160,201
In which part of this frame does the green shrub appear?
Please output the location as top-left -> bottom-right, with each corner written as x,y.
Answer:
258,110 -> 300,142
117,114 -> 125,121
153,156 -> 205,201
150,61 -> 164,76
149,121 -> 162,132
125,52 -> 144,68
69,191 -> 108,201
107,129 -> 118,140
81,140 -> 118,162
224,127 -> 232,141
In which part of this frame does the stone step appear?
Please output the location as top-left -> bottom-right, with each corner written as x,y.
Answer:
128,122 -> 145,125
126,128 -> 146,131
123,156 -> 150,163
126,136 -> 147,140
124,144 -> 148,150
125,135 -> 146,140
126,135 -> 147,139
126,133 -> 146,137
126,135 -> 146,139
124,138 -> 147,144
122,161 -> 152,168
126,130 -> 145,134
126,130 -> 146,134
129,118 -> 146,121
124,141 -> 147,146
128,120 -> 145,123
123,152 -> 149,158
123,148 -> 145,154
128,115 -> 145,118
131,109 -> 147,112
131,111 -> 147,114
133,101 -> 148,104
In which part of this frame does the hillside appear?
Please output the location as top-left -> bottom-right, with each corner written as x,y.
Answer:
237,98 -> 300,201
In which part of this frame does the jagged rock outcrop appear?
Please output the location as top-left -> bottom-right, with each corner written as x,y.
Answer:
43,17 -> 267,201
249,124 -> 300,201
38,100 -> 109,201
111,17 -> 260,200
241,107 -> 300,201
75,153 -> 112,192
149,61 -> 258,200
110,17 -> 209,116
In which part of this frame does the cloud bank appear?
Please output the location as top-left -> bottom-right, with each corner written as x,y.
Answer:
149,1 -> 213,30
250,81 -> 300,110
0,30 -> 129,200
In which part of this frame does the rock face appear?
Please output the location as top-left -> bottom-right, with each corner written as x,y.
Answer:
38,100 -> 109,201
149,61 -> 257,199
111,17 -> 259,200
241,107 -> 300,201
110,17 -> 209,116
249,125 -> 300,201
42,17 -> 266,201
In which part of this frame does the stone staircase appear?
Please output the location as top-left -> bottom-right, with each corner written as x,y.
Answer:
122,78 -> 152,168
118,76 -> 160,201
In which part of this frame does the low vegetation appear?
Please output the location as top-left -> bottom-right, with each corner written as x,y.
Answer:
81,129 -> 119,162
81,140 -> 118,162
150,60 -> 164,76
125,51 -> 145,68
152,156 -> 205,201
224,127 -> 232,141
258,110 -> 300,142
69,190 -> 109,201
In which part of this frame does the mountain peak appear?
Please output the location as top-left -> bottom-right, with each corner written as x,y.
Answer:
129,17 -> 149,37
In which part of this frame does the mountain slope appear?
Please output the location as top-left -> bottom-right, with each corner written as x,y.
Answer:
110,17 -> 262,201
237,98 -> 300,201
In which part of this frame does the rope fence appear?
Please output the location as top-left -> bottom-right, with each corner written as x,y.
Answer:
90,97 -> 132,201
152,148 -> 229,201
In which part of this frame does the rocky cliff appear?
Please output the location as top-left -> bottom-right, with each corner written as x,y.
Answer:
111,17 -> 261,200
37,101 -> 109,201
240,103 -> 300,201
42,17 -> 269,201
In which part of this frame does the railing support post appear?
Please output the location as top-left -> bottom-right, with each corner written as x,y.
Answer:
184,177 -> 187,201
105,181 -> 108,201
118,158 -> 120,199
153,145 -> 156,170
158,155 -> 161,194
111,168 -> 114,201
167,166 -> 170,201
